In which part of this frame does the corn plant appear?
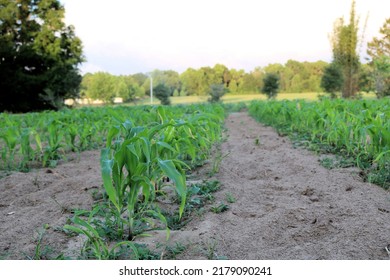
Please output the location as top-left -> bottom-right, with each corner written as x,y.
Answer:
0,127 -> 19,169
101,120 -> 188,241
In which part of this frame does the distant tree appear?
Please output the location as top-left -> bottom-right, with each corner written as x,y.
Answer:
321,63 -> 344,98
213,64 -> 229,86
180,68 -> 205,95
86,72 -> 116,103
239,73 -> 258,93
150,70 -> 181,95
80,73 -> 93,99
367,18 -> 390,59
200,67 -> 220,95
173,89 -> 180,97
0,0 -> 84,112
367,18 -> 390,98
358,64 -> 375,93
371,56 -> 390,97
229,79 -> 238,93
329,0 -> 360,98
208,84 -> 227,103
251,68 -> 265,93
262,73 -> 280,99
154,83 -> 171,105
117,76 -> 145,102
132,73 -> 148,88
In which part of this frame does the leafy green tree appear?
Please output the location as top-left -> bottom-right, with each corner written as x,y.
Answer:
180,68 -> 202,96
329,0 -> 360,98
321,63 -> 344,98
367,18 -> 390,59
262,73 -> 280,99
80,73 -> 93,98
150,69 -> 181,95
86,72 -> 116,103
208,84 -> 228,103
358,63 -> 375,93
173,89 -> 180,97
132,73 -> 148,88
239,72 -> 259,93
367,18 -> 390,98
371,56 -> 390,97
0,0 -> 84,112
116,76 -> 145,102
229,79 -> 238,93
213,64 -> 229,86
154,83 -> 171,105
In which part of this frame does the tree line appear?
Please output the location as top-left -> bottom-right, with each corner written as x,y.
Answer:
80,60 -> 329,103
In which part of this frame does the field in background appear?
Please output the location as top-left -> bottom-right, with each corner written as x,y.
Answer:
135,93 -> 320,106
67,92 -> 377,107
123,92 -> 377,106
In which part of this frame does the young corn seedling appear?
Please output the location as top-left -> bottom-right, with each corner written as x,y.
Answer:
64,215 -> 139,260
43,120 -> 65,167
101,118 -> 188,241
0,128 -> 19,169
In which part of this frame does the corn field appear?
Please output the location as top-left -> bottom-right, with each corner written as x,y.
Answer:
0,104 -> 226,259
2,99 -> 389,260
0,104 -> 224,170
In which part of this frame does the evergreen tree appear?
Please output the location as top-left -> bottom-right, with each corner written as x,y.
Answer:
208,84 -> 227,103
262,73 -> 280,99
0,0 -> 84,112
321,63 -> 344,98
154,83 -> 171,105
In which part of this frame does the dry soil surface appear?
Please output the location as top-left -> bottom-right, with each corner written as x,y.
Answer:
1,112 -> 389,260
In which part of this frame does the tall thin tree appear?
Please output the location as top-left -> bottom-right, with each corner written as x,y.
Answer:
329,0 -> 360,98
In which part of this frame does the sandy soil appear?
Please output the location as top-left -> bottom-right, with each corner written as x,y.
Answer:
0,151 -> 99,259
1,112 -> 389,260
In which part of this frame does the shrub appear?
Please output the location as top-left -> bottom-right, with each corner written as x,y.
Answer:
262,73 -> 280,99
208,84 -> 227,103
154,84 -> 171,105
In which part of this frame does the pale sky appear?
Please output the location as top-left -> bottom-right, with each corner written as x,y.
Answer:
60,0 -> 389,75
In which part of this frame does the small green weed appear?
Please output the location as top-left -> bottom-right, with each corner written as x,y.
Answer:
320,156 -> 355,169
158,242 -> 188,260
209,150 -> 229,177
210,203 -> 229,213
225,193 -> 236,203
27,224 -> 65,260
198,180 -> 220,195
203,239 -> 228,260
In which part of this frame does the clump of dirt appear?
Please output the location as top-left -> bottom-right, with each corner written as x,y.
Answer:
0,112 -> 389,260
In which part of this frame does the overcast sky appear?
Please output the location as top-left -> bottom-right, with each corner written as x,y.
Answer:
60,0 -> 389,75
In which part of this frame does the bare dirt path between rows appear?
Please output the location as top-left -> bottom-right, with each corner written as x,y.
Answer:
1,112 -> 389,259
159,112 -> 390,260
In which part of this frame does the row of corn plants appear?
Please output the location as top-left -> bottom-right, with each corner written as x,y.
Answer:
249,99 -> 390,189
0,104 -> 224,171
62,105 -> 225,259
